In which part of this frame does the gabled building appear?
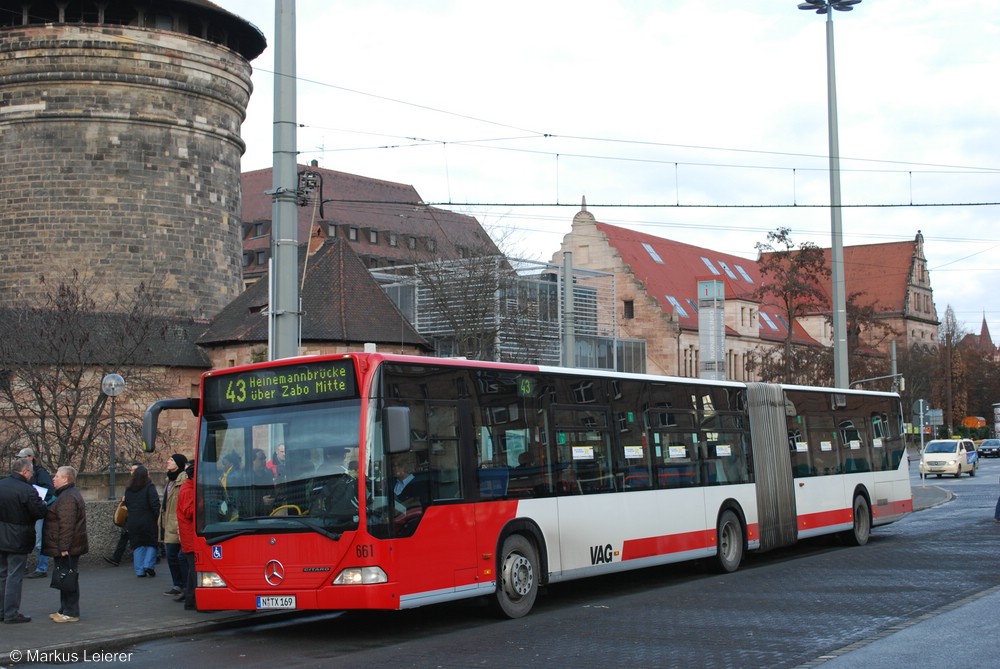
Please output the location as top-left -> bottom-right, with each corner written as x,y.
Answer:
553,202 -> 939,381
240,163 -> 499,285
787,232 -> 939,354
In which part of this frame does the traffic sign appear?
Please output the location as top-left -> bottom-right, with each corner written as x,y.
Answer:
926,409 -> 944,426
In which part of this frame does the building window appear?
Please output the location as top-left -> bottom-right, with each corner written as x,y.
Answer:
408,237 -> 416,250
348,227 -> 359,241
369,230 -> 378,244
389,233 -> 398,247
623,300 -> 634,320
255,250 -> 267,266
427,239 -> 436,252
254,222 -> 266,238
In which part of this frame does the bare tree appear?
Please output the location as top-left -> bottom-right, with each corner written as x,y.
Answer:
925,307 -> 967,432
0,272 -> 175,472
413,256 -> 505,360
938,305 -> 968,345
894,341 -> 938,424
843,292 -> 900,389
751,228 -> 832,383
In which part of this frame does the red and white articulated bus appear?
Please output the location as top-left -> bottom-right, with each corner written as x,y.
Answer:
142,352 -> 912,618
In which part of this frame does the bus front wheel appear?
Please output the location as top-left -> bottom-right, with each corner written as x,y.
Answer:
713,509 -> 744,573
493,534 -> 538,619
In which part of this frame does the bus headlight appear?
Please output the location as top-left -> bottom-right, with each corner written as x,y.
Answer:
333,567 -> 387,585
198,571 -> 227,588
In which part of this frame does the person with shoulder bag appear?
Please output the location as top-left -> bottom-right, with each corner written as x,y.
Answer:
41,466 -> 88,623
122,466 -> 160,578
104,463 -> 139,566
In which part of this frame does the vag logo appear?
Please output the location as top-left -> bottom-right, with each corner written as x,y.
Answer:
590,543 -> 615,564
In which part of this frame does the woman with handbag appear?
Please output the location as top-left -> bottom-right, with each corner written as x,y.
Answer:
42,466 -> 88,623
123,466 -> 160,578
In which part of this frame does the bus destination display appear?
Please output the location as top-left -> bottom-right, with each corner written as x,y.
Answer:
204,360 -> 358,413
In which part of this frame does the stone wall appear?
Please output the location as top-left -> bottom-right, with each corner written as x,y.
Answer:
34,471 -> 171,568
0,24 -> 252,319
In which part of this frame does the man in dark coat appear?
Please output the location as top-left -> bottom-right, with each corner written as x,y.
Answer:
18,447 -> 54,579
0,457 -> 49,624
42,466 -> 88,623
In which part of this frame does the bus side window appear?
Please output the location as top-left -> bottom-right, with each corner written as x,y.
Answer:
478,467 -> 508,498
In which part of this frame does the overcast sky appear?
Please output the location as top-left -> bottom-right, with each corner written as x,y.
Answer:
216,0 -> 1000,342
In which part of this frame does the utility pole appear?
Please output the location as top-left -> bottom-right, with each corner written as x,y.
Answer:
269,0 -> 300,360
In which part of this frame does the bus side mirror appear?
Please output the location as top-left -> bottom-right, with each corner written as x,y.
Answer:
141,397 -> 200,452
383,406 -> 411,454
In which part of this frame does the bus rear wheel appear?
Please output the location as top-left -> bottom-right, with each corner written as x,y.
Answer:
493,534 -> 538,619
843,494 -> 871,546
713,509 -> 744,573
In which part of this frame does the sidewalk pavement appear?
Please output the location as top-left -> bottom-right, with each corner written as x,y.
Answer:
0,485 -> 955,664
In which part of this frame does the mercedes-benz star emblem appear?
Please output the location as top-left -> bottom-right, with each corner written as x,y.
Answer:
264,560 -> 285,586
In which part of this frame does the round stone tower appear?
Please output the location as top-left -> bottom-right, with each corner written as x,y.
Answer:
0,1 -> 265,318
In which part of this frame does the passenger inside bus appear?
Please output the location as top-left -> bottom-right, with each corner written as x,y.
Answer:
307,446 -> 358,520
271,450 -> 316,515
244,447 -> 275,517
392,452 -> 429,509
218,451 -> 243,521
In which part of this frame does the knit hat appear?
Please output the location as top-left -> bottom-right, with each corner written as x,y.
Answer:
170,453 -> 188,470
16,447 -> 34,458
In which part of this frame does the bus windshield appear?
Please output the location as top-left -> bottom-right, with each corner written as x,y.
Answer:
196,399 -> 362,539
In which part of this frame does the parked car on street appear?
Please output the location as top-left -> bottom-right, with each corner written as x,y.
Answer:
978,439 -> 1000,458
919,438 -> 978,478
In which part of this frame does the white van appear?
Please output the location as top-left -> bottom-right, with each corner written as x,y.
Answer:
918,438 -> 978,478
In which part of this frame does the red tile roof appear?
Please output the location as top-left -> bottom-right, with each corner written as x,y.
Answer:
817,241 -> 916,314
594,222 -> 818,345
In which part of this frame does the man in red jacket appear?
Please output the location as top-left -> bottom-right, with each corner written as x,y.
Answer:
177,463 -> 196,611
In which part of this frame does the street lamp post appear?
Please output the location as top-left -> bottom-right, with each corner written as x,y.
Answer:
797,0 -> 860,389
101,373 -> 126,500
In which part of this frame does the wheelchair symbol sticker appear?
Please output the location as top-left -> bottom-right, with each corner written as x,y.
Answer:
212,545 -> 222,559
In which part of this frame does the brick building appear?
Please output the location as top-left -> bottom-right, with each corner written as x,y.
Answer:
239,162 -> 500,286
552,202 -> 940,382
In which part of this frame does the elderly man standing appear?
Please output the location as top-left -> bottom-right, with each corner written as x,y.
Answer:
0,457 -> 49,624
42,466 -> 88,623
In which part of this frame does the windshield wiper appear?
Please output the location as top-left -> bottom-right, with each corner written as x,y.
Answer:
205,516 -> 345,544
206,529 -> 256,545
